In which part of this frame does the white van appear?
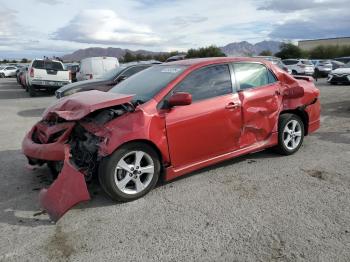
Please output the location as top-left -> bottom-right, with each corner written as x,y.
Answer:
76,57 -> 119,81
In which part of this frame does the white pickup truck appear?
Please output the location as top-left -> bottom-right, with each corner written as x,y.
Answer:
27,59 -> 71,97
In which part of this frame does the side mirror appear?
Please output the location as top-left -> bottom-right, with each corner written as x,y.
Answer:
168,92 -> 192,107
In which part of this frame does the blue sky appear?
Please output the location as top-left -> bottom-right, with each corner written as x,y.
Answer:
0,0 -> 349,58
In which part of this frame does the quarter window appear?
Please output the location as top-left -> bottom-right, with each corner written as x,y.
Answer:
173,64 -> 232,102
234,63 -> 275,90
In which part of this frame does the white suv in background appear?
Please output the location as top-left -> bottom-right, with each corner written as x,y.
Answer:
0,65 -> 18,78
282,59 -> 315,76
27,59 -> 71,97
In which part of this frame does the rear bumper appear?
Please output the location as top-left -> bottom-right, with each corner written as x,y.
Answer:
31,79 -> 71,88
306,99 -> 321,135
308,119 -> 320,134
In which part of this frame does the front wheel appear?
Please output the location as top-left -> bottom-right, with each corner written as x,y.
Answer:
99,143 -> 161,202
274,114 -> 304,155
0,73 -> 5,78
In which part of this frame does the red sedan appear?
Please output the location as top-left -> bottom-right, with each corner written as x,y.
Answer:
22,57 -> 320,220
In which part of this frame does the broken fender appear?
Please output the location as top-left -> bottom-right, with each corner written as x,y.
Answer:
39,147 -> 90,222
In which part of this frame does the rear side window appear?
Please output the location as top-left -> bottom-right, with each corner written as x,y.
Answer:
173,64 -> 232,102
234,63 -> 275,90
32,60 -> 63,70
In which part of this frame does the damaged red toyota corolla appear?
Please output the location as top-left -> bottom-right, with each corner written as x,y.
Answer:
22,58 -> 321,221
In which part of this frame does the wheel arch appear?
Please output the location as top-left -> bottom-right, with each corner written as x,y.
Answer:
111,139 -> 165,170
280,108 -> 309,135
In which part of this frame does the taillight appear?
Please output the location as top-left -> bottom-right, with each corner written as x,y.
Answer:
30,68 -> 34,77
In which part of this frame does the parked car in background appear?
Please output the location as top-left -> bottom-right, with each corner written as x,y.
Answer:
76,57 -> 119,81
27,59 -> 71,97
55,63 -> 152,98
334,57 -> 350,64
65,63 -> 80,82
312,60 -> 333,77
165,55 -> 186,62
16,66 -> 28,87
253,56 -> 281,64
0,65 -> 18,78
282,59 -> 315,76
276,61 -> 292,74
328,62 -> 350,85
22,57 -> 321,221
330,60 -> 345,70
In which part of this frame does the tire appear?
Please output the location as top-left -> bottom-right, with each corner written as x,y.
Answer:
0,73 -> 5,78
292,70 -> 298,75
28,85 -> 37,97
274,114 -> 304,155
99,142 -> 161,202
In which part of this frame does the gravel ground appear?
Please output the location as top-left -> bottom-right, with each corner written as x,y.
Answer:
0,78 -> 349,262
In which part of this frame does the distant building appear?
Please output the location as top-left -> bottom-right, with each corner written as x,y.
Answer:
298,37 -> 350,51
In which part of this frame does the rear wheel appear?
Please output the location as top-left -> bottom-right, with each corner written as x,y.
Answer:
274,114 -> 304,155
0,73 -> 5,78
99,143 -> 161,202
28,85 -> 37,97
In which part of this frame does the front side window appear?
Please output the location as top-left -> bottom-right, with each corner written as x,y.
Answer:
234,63 -> 276,90
172,64 -> 232,102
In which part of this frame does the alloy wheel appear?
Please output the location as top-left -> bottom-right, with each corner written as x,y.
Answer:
283,119 -> 302,150
114,151 -> 155,195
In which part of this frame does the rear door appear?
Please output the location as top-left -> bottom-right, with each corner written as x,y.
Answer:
164,64 -> 242,169
233,62 -> 283,148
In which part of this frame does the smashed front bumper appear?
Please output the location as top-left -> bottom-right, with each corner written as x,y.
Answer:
22,122 -> 92,221
22,122 -> 75,162
39,147 -> 90,222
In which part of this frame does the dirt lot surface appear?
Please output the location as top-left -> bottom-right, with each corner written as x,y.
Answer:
0,78 -> 349,261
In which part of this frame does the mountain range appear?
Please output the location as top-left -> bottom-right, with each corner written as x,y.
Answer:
61,40 -> 283,62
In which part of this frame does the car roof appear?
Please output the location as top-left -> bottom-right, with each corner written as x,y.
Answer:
163,57 -> 272,67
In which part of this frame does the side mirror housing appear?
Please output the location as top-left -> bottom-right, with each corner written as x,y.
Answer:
168,92 -> 192,107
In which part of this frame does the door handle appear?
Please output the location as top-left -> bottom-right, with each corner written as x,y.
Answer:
225,102 -> 240,109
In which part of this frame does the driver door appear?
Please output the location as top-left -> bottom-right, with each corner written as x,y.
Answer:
164,64 -> 242,169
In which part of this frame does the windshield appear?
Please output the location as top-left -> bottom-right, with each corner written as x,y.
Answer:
109,65 -> 188,103
95,66 -> 125,80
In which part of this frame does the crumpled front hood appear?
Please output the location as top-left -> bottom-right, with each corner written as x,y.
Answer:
43,90 -> 133,121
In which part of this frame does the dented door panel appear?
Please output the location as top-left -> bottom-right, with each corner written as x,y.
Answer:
238,83 -> 283,148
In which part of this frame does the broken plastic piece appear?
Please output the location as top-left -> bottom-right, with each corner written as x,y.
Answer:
39,146 -> 90,222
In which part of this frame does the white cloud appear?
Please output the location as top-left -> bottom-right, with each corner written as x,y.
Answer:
53,9 -> 162,46
36,0 -> 63,5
